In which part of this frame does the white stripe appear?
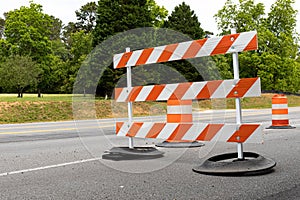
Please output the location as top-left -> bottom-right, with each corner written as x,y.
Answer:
211,80 -> 234,98
135,122 -> 154,138
167,105 -> 192,114
127,50 -> 143,66
116,88 -> 132,102
245,125 -> 262,143
135,85 -> 154,102
211,125 -> 235,142
146,46 -> 165,64
181,123 -> 207,140
272,114 -> 289,120
169,41 -> 193,61
244,78 -> 261,97
156,123 -> 178,139
0,157 -> 102,177
272,104 -> 288,109
182,81 -> 207,100
156,83 -> 178,101
196,37 -> 222,57
228,31 -> 256,53
117,122 -> 130,136
113,53 -> 124,68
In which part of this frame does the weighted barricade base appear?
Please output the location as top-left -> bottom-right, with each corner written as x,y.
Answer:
102,147 -> 164,161
266,125 -> 295,129
193,152 -> 276,176
156,141 -> 204,148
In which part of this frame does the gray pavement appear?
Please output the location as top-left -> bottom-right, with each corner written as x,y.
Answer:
0,108 -> 299,199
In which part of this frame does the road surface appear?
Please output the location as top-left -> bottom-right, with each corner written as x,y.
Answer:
0,108 -> 299,199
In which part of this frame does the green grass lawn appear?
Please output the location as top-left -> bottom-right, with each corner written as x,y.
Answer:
0,93 -> 74,102
0,93 -> 299,124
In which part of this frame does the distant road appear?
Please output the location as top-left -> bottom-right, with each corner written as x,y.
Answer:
0,108 -> 299,199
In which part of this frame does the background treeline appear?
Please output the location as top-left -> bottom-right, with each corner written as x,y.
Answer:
0,0 -> 299,98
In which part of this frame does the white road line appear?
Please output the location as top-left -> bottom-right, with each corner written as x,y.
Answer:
0,125 -> 114,135
0,157 -> 102,177
0,121 -> 115,130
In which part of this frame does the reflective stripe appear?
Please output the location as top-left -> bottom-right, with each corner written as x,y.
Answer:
272,104 -> 288,109
116,122 -> 262,143
115,78 -> 260,102
113,31 -> 258,68
167,105 -> 192,114
272,114 -> 289,120
156,83 -> 178,101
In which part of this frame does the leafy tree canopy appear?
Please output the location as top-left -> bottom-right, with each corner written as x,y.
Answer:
0,55 -> 42,97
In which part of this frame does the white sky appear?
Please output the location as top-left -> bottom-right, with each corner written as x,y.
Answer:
0,0 -> 299,34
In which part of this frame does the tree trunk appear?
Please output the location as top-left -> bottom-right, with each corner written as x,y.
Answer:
17,87 -> 23,98
37,88 -> 41,98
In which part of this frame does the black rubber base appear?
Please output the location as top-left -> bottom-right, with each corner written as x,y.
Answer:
156,141 -> 204,148
266,125 -> 295,129
193,152 -> 276,176
102,147 -> 164,161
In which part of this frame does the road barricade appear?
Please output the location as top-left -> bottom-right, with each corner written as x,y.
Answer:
267,94 -> 295,129
106,30 -> 276,175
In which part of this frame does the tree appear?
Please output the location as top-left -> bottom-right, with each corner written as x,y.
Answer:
0,17 -> 4,39
162,2 -> 206,82
91,0 -> 167,97
4,3 -> 53,61
3,2 -> 70,95
265,0 -> 298,58
0,55 -> 41,97
164,2 -> 204,40
215,0 -> 300,93
49,16 -> 63,41
215,0 -> 265,35
61,31 -> 93,93
92,0 -> 167,46
75,2 -> 98,33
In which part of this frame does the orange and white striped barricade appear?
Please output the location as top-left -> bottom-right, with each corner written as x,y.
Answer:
267,94 -> 295,129
110,30 -> 276,175
156,99 -> 204,148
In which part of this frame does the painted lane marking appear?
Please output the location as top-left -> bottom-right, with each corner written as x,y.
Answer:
0,121 -> 115,130
0,157 -> 102,177
0,125 -> 114,135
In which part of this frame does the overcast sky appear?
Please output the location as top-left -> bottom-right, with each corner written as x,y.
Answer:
0,0 -> 300,34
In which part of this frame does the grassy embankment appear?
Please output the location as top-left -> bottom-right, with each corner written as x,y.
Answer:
0,93 -> 299,124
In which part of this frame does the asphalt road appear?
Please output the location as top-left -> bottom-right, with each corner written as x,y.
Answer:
0,108 -> 299,199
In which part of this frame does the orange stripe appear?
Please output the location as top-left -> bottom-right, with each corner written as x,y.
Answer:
243,34 -> 258,51
167,124 -> 193,141
167,100 -> 192,106
135,48 -> 154,66
116,52 -> 133,68
272,96 -> 288,104
182,39 -> 207,59
272,109 -> 288,115
227,124 -> 259,143
146,85 -> 165,101
157,43 -> 179,63
196,80 -> 223,99
272,120 -> 289,126
211,33 -> 239,55
128,86 -> 143,102
116,122 -> 124,134
126,122 -> 143,137
226,78 -> 257,98
167,114 -> 193,123
114,88 -> 123,100
169,82 -> 192,100
145,123 -> 166,138
196,124 -> 224,141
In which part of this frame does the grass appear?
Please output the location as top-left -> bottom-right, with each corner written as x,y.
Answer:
0,93 -> 299,124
